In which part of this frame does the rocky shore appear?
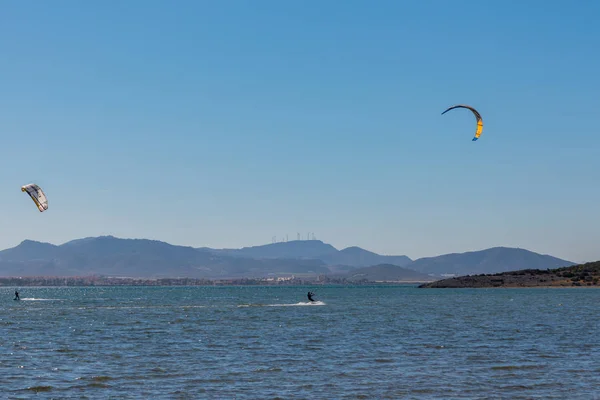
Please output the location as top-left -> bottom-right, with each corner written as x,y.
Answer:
419,261 -> 600,288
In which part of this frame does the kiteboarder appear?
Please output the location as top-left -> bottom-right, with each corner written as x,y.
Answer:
307,291 -> 315,302
14,290 -> 20,301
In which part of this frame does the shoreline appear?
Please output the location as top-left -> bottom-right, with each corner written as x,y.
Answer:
0,278 -> 433,288
418,262 -> 600,289
423,285 -> 600,289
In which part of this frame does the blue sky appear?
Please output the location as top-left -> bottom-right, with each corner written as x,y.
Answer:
1,0 -> 599,262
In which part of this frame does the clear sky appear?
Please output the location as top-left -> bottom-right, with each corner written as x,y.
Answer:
1,0 -> 599,262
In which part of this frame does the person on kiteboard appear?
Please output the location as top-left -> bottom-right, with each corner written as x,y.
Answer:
307,291 -> 315,302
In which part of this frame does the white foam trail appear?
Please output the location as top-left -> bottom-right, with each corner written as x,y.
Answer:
237,301 -> 326,308
268,301 -> 326,307
20,298 -> 59,301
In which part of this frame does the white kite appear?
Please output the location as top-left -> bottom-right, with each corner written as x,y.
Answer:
21,183 -> 48,212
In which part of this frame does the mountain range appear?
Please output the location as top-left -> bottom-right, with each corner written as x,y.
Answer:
0,236 -> 576,280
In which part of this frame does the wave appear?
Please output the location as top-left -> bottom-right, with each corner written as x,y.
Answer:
238,301 -> 326,308
19,298 -> 61,301
269,301 -> 326,307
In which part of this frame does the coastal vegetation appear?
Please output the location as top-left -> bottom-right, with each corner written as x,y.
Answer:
419,261 -> 600,288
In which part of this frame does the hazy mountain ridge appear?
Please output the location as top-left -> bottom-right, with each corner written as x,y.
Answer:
0,236 -> 575,279
407,247 -> 574,276
0,236 -> 330,279
319,246 -> 413,268
199,240 -> 339,260
201,241 -> 413,267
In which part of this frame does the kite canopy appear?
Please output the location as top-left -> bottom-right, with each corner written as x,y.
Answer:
21,183 -> 48,212
441,104 -> 483,141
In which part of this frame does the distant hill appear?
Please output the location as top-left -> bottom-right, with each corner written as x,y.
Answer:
0,236 -> 330,279
344,264 -> 434,282
320,246 -> 412,268
200,240 -> 338,260
419,260 -> 600,288
201,240 -> 413,268
406,247 -> 574,276
0,236 -> 577,280
0,239 -> 61,260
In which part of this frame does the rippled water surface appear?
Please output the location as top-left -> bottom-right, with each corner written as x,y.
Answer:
1,285 -> 599,399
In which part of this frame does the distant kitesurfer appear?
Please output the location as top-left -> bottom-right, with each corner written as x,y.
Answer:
14,290 -> 20,301
307,291 -> 315,302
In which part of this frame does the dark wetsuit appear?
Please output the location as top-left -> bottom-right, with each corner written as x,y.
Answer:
307,292 -> 315,302
14,291 -> 20,300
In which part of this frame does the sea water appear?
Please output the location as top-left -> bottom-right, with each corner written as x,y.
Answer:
1,285 -> 599,399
